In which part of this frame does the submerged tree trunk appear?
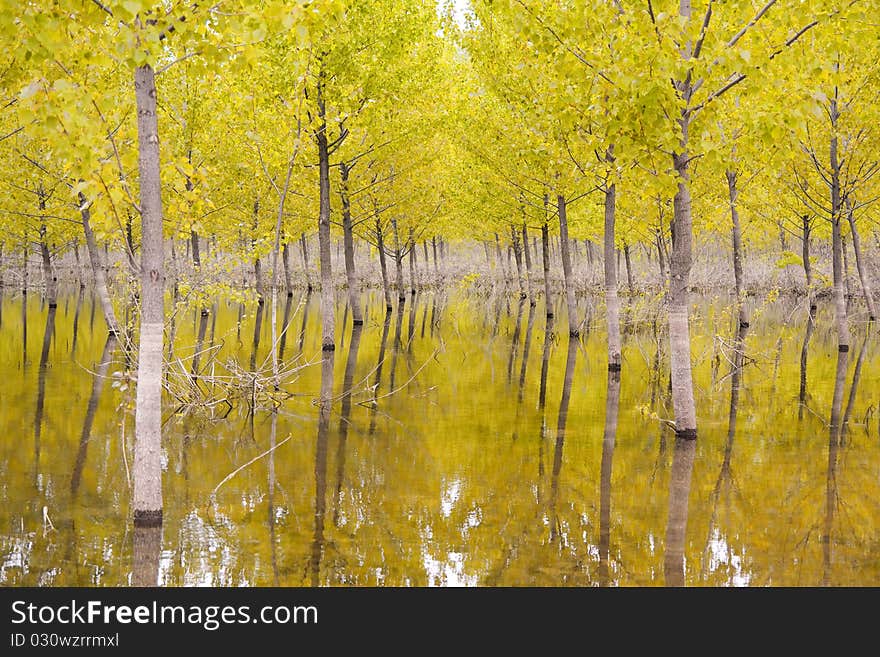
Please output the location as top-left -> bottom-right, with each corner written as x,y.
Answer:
282,241 -> 293,295
408,230 -> 417,296
511,224 -> 526,300
605,183 -> 621,371
521,223 -> 534,306
830,110 -> 849,351
80,196 -> 119,335
558,194 -> 578,337
132,64 -> 165,526
541,220 -> 553,318
669,134 -> 698,438
340,162 -> 363,325
376,217 -> 392,311
726,170 -> 748,327
846,201 -> 876,321
39,226 -> 57,308
316,67 -> 334,351
392,218 -> 405,303
802,215 -> 814,310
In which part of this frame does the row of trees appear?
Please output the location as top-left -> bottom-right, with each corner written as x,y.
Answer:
1,1 -> 878,525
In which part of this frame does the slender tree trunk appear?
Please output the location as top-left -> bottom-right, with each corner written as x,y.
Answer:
80,195 -> 119,335
392,218 -> 405,302
376,217 -> 392,311
190,230 -> 200,270
656,230 -> 667,289
802,216 -> 814,310
339,162 -> 363,325
623,242 -> 634,296
282,242 -> 293,295
252,198 -> 265,304
669,139 -> 698,437
666,0 -> 699,438
38,226 -> 57,308
846,201 -> 876,320
541,220 -> 553,318
726,169 -> 748,326
132,64 -> 164,526
316,67 -> 334,351
22,242 -> 29,294
432,236 -> 438,275
494,232 -> 507,282
511,224 -> 525,300
423,240 -> 429,277
522,223 -> 534,306
300,232 -> 312,292
830,105 -> 849,351
408,231 -> 417,296
557,194 -> 578,336
605,183 -> 621,371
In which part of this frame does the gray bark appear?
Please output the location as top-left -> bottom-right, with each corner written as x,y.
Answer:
558,194 -> 578,336
132,64 -> 165,525
80,194 -> 119,335
846,201 -> 876,320
316,65 -> 334,351
339,162 -> 363,324
376,216 -> 392,310
830,103 -> 849,350
605,184 -> 621,371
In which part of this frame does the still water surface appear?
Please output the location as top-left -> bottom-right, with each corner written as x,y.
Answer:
1,286 -> 878,586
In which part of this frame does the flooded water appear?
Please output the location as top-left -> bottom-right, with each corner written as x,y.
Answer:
1,285 -> 878,586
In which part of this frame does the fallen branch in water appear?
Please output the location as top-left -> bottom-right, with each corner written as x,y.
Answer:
208,434 -> 292,503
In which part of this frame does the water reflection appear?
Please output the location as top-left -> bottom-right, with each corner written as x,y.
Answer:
664,437 -> 696,587
1,291 -> 880,587
310,350 -> 335,587
598,367 -> 620,587
132,524 -> 161,587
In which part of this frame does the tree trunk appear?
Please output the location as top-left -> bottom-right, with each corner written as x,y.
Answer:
432,236 -> 438,275
80,195 -> 120,335
669,143 -> 698,438
605,184 -> 621,371
494,232 -> 507,282
408,230 -> 417,296
191,229 -> 201,269
557,194 -> 578,336
522,223 -> 534,306
656,230 -> 667,289
38,226 -> 57,308
340,162 -> 363,325
132,64 -> 165,526
846,202 -> 876,320
511,224 -> 525,300
377,217 -> 392,311
830,109 -> 849,351
802,216 -> 814,310
392,218 -> 405,302
726,169 -> 748,326
541,220 -> 553,318
300,232 -> 312,292
282,242 -> 293,295
623,242 -> 634,296
317,67 -> 334,351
